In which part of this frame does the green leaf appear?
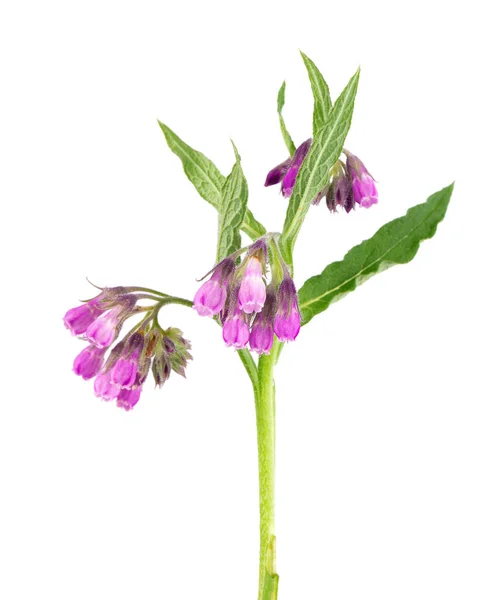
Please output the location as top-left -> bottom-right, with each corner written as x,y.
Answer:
280,68 -> 360,266
298,183 -> 454,325
277,81 -> 296,156
216,142 -> 248,262
300,51 -> 333,135
157,121 -> 266,240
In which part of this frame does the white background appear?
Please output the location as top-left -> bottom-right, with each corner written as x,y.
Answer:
1,1 -> 495,599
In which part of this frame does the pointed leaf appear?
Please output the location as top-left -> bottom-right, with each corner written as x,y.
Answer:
298,183 -> 454,325
277,81 -> 296,156
216,142 -> 248,261
158,121 -> 266,240
280,68 -> 360,265
300,51 -> 333,135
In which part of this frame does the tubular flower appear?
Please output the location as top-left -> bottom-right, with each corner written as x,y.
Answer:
273,277 -> 301,342
73,345 -> 106,380
64,296 -> 106,335
194,236 -> 301,351
249,288 -> 276,355
193,257 -> 235,317
223,306 -> 251,349
345,151 -> 378,208
264,139 -> 312,198
266,143 -> 377,213
238,256 -> 266,314
64,287 -> 192,410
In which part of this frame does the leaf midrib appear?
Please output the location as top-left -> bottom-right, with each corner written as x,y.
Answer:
299,201 -> 441,311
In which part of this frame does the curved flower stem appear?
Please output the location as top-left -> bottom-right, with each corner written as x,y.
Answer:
256,341 -> 280,599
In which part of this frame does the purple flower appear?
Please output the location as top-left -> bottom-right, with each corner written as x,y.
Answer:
249,288 -> 276,354
193,258 -> 235,318
110,353 -> 138,389
238,256 -> 266,314
73,345 -> 106,380
64,298 -> 105,336
222,305 -> 250,349
264,158 -> 292,186
273,277 -> 301,342
249,319 -> 274,355
346,152 -> 378,208
265,139 -> 311,198
326,167 -> 354,213
94,371 -> 121,401
85,306 -> 123,348
116,386 -> 142,411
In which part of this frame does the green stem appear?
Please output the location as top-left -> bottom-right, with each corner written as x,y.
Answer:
256,342 -> 280,600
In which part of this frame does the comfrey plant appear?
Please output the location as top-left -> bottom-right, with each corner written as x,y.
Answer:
64,52 -> 453,599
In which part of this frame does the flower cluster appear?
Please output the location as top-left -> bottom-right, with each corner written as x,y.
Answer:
193,238 -> 300,354
64,287 -> 192,410
265,141 -> 378,211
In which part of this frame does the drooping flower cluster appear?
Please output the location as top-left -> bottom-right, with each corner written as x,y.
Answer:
265,140 -> 378,212
64,287 -> 192,410
193,238 -> 300,354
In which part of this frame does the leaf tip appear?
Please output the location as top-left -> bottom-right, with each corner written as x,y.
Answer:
230,139 -> 241,162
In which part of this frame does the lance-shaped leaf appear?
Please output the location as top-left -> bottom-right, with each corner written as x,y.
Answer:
216,143 -> 248,262
298,183 -> 454,325
280,68 -> 360,265
300,51 -> 333,135
157,121 -> 266,240
277,81 -> 296,156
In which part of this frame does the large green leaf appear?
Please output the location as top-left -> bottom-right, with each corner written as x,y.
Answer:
216,143 -> 248,261
300,51 -> 333,135
157,121 -> 266,240
277,81 -> 296,156
298,183 -> 454,324
280,68 -> 360,266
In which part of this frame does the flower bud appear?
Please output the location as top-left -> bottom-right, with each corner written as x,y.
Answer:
264,158 -> 291,187
326,170 -> 354,213
281,139 -> 312,197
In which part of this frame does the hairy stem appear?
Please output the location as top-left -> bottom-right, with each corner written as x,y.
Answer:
256,344 -> 279,599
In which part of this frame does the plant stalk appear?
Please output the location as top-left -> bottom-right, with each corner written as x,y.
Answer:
256,344 -> 279,599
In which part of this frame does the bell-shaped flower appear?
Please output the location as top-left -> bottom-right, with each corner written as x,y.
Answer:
273,277 -> 301,342
238,256 -> 266,314
72,345 -> 106,380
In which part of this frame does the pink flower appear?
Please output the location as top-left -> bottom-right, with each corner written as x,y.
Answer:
273,278 -> 301,342
238,257 -> 266,314
94,371 -> 121,401
193,258 -> 235,317
110,348 -> 140,389
249,320 -> 274,355
116,386 -> 142,411
73,345 -> 106,380
64,298 -> 105,335
346,152 -> 378,208
85,306 -> 123,348
222,305 -> 250,349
